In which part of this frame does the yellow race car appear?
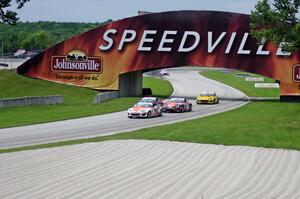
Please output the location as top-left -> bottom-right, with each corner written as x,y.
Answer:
196,91 -> 219,104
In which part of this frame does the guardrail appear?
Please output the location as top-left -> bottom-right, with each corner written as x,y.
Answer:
0,63 -> 8,67
94,91 -> 119,104
0,95 -> 63,108
254,83 -> 279,88
0,58 -> 28,70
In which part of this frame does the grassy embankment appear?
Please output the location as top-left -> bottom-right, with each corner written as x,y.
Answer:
0,70 -> 172,128
201,70 -> 280,97
1,69 -> 300,153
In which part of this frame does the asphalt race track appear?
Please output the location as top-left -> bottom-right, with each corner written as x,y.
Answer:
0,67 -> 249,148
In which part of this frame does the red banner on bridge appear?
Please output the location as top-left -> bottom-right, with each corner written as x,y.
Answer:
17,11 -> 300,96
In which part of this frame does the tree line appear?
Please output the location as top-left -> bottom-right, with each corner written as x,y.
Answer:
0,20 -> 112,54
1,0 -> 299,53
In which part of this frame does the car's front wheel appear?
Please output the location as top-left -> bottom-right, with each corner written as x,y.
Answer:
147,111 -> 152,118
158,110 -> 163,117
189,104 -> 192,111
180,106 -> 184,113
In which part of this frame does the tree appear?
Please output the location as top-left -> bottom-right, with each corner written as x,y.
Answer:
21,30 -> 54,51
3,31 -> 24,52
0,21 -> 110,53
0,0 -> 29,25
250,0 -> 300,51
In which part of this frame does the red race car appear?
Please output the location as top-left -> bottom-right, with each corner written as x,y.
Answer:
163,97 -> 192,113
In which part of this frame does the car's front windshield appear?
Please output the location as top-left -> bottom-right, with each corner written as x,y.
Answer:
170,98 -> 185,103
134,103 -> 153,108
201,92 -> 214,96
141,98 -> 155,103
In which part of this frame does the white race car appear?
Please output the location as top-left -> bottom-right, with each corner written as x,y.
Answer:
128,102 -> 163,118
160,69 -> 170,76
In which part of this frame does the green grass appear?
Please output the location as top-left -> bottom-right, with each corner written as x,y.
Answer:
1,68 -> 299,153
118,101 -> 300,150
0,70 -> 99,103
0,70 -> 173,128
2,101 -> 299,153
0,98 -> 139,128
143,76 -> 173,98
201,70 -> 280,97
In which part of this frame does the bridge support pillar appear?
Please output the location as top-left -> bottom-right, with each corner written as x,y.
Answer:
280,95 -> 300,102
119,71 -> 143,97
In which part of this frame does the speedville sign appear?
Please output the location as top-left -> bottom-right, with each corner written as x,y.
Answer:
99,30 -> 290,56
17,11 -> 300,96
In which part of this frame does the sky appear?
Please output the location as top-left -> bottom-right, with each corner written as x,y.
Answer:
11,0 -> 260,23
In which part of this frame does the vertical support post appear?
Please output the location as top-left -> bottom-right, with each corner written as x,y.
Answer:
119,71 -> 143,97
1,37 -> 3,60
280,95 -> 300,102
1,37 -> 3,59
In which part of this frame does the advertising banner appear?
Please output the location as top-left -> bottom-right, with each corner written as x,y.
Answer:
17,11 -> 300,96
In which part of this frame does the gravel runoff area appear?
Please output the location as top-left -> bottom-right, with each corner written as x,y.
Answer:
0,140 -> 299,199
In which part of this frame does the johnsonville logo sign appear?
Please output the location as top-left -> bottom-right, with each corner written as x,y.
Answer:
51,50 -> 102,73
293,64 -> 300,82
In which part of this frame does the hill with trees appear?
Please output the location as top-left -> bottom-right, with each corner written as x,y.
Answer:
250,0 -> 299,51
0,20 -> 112,55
